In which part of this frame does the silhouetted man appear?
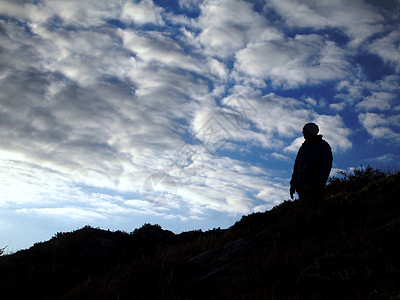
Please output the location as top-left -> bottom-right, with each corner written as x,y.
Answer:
290,123 -> 333,205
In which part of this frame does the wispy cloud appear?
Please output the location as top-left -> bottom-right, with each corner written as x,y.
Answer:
358,113 -> 400,142
368,30 -> 400,72
235,34 -> 351,87
267,0 -> 386,46
356,92 -> 395,111
122,0 -> 164,26
196,0 -> 277,58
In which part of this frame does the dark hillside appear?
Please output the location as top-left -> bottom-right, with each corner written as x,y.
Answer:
1,167 -> 400,299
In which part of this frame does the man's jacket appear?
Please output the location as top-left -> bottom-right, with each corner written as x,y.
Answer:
290,135 -> 333,193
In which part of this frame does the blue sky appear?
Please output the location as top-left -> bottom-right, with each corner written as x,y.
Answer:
0,0 -> 399,251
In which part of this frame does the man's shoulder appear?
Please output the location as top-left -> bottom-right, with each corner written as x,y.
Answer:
300,136 -> 331,149
319,139 -> 332,154
321,138 -> 331,147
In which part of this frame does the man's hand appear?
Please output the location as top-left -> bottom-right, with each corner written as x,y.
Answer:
290,186 -> 296,199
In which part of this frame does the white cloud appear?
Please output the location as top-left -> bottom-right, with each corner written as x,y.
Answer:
328,168 -> 342,178
335,73 -> 368,105
170,153 -> 286,215
2,1 -> 296,222
314,114 -> 352,151
235,34 -> 351,87
179,0 -> 202,10
256,183 -> 288,207
284,137 -> 304,153
207,58 -> 229,80
196,0 -> 281,58
0,14 -> 214,194
356,92 -> 395,111
122,0 -> 164,25
329,102 -> 347,111
32,26 -> 132,86
223,91 -> 352,153
335,75 -> 400,113
284,114 -> 352,153
17,207 -> 108,221
368,30 -> 400,72
250,94 -> 310,138
184,91 -> 297,151
121,29 -> 200,72
267,0 -> 385,46
189,107 -> 273,152
359,113 -> 400,142
0,160 -> 87,208
0,0 -> 121,27
366,153 -> 400,165
271,152 -> 289,161
366,75 -> 400,92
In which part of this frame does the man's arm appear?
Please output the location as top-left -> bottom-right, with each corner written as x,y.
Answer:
290,153 -> 300,199
319,141 -> 333,186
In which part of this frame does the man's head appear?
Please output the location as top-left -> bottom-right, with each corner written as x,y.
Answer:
302,123 -> 319,140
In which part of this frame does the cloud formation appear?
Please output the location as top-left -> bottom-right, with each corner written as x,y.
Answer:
267,0 -> 386,46
359,113 -> 400,142
235,34 -> 351,87
0,0 -> 399,249
122,0 -> 164,25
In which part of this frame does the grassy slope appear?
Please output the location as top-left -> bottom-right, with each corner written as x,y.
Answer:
1,168 -> 400,299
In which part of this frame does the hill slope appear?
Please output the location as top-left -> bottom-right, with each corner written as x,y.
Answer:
1,168 -> 400,299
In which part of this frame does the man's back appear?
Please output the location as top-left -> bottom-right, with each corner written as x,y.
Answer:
295,135 -> 332,191
290,123 -> 333,201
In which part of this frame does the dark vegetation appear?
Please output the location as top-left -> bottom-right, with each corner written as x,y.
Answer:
1,166 -> 400,299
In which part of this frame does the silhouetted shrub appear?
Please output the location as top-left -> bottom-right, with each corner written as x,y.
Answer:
326,165 -> 390,195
